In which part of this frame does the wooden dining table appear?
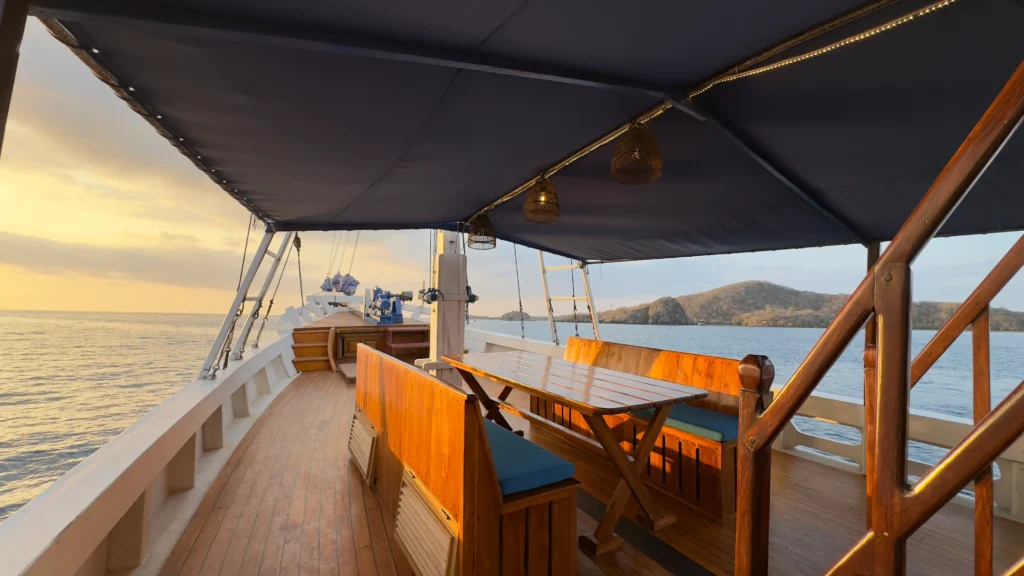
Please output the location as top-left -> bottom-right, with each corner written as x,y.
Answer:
443,350 -> 708,556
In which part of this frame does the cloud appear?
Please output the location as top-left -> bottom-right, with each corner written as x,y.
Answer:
0,230 -> 243,291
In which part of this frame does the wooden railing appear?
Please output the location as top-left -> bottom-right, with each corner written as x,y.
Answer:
735,60 -> 1024,575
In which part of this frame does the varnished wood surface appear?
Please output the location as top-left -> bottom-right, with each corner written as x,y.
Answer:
445,351 -> 706,416
473,379 -> 1024,576
162,370 -> 675,576
564,336 -> 750,415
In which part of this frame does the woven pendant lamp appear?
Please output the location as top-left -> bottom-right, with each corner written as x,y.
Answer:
467,215 -> 497,250
611,123 -> 663,185
524,178 -> 560,223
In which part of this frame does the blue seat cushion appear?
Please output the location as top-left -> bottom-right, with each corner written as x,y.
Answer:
483,419 -> 576,496
633,404 -> 739,443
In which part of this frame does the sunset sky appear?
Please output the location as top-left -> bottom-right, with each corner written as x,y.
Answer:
1,19 -> 1021,317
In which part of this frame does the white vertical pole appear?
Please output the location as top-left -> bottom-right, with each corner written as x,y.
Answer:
429,230 -> 466,388
537,251 -> 558,345
199,230 -> 275,379
580,263 -> 601,340
231,231 -> 294,360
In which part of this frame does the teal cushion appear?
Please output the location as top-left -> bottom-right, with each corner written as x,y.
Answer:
483,419 -> 576,496
633,404 -> 739,442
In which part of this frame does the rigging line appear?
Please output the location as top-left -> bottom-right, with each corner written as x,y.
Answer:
325,231 -> 341,277
513,243 -> 525,339
295,234 -> 305,310
346,231 -> 361,275
335,231 -> 351,274
253,234 -> 295,348
570,259 -> 579,338
237,213 -> 254,290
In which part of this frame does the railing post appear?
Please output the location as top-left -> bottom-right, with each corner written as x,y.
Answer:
0,0 -> 28,159
736,355 -> 774,576
864,240 -> 880,529
973,307 -> 993,576
869,263 -> 912,575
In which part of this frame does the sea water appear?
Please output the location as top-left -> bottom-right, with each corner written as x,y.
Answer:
0,312 -> 1021,521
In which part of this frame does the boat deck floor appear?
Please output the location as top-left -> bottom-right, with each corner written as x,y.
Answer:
160,371 -> 672,576
161,371 -> 1024,576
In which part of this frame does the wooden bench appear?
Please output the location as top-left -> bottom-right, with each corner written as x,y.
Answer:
532,337 -> 774,519
353,344 -> 580,575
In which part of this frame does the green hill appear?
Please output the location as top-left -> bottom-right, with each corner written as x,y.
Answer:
580,281 -> 1024,330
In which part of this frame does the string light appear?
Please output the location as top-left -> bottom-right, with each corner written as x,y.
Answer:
689,0 -> 957,98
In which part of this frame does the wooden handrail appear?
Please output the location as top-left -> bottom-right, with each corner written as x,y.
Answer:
737,60 -> 1024,576
327,327 -> 338,372
745,60 -> 1024,454
911,234 -> 1024,387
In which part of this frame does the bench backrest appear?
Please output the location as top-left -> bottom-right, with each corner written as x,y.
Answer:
564,336 -> 746,416
355,345 -> 502,574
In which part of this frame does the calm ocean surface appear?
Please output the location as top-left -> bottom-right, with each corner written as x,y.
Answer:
1,311 -> 1021,521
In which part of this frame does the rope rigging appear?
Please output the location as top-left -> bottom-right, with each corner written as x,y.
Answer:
320,231 -> 360,295
295,234 -> 304,309
212,214 -> 256,378
252,233 -> 297,350
569,260 -> 580,338
513,243 -> 526,339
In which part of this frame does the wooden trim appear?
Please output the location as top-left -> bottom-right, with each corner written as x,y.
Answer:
736,355 -> 774,575
863,241 -> 880,530
912,235 -> 1024,388
499,478 -> 580,513
974,308 -> 993,576
326,327 -> 337,372
870,263 -> 912,574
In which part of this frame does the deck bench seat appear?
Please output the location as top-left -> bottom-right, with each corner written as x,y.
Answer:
631,404 -> 739,443
529,337 -> 773,520
354,345 -> 579,575
483,419 -> 576,495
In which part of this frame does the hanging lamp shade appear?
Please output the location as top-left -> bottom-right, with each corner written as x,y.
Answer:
467,215 -> 497,250
611,123 -> 663,185
524,178 -> 560,223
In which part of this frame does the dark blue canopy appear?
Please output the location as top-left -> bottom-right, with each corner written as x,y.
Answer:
32,0 -> 1024,261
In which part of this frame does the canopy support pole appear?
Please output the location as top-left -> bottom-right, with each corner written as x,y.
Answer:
230,231 -> 295,361
199,229 -> 275,380
0,0 -> 28,159
428,230 -> 466,388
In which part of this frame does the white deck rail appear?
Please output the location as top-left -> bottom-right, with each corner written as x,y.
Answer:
0,336 -> 299,576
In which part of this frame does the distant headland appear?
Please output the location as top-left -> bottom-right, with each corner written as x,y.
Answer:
483,281 -> 1024,331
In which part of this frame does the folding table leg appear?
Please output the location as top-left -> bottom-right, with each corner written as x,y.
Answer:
456,369 -> 515,431
580,405 -> 676,556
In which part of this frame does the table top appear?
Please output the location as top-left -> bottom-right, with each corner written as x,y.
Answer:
444,350 -> 707,416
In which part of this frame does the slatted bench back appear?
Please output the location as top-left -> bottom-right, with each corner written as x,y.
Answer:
564,336 -> 744,416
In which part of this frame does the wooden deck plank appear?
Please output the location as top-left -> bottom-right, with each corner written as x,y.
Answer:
163,369 -> 1023,576
256,378 -> 329,576
177,380 -> 303,576
234,378 -> 321,575
159,382 -> 299,576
